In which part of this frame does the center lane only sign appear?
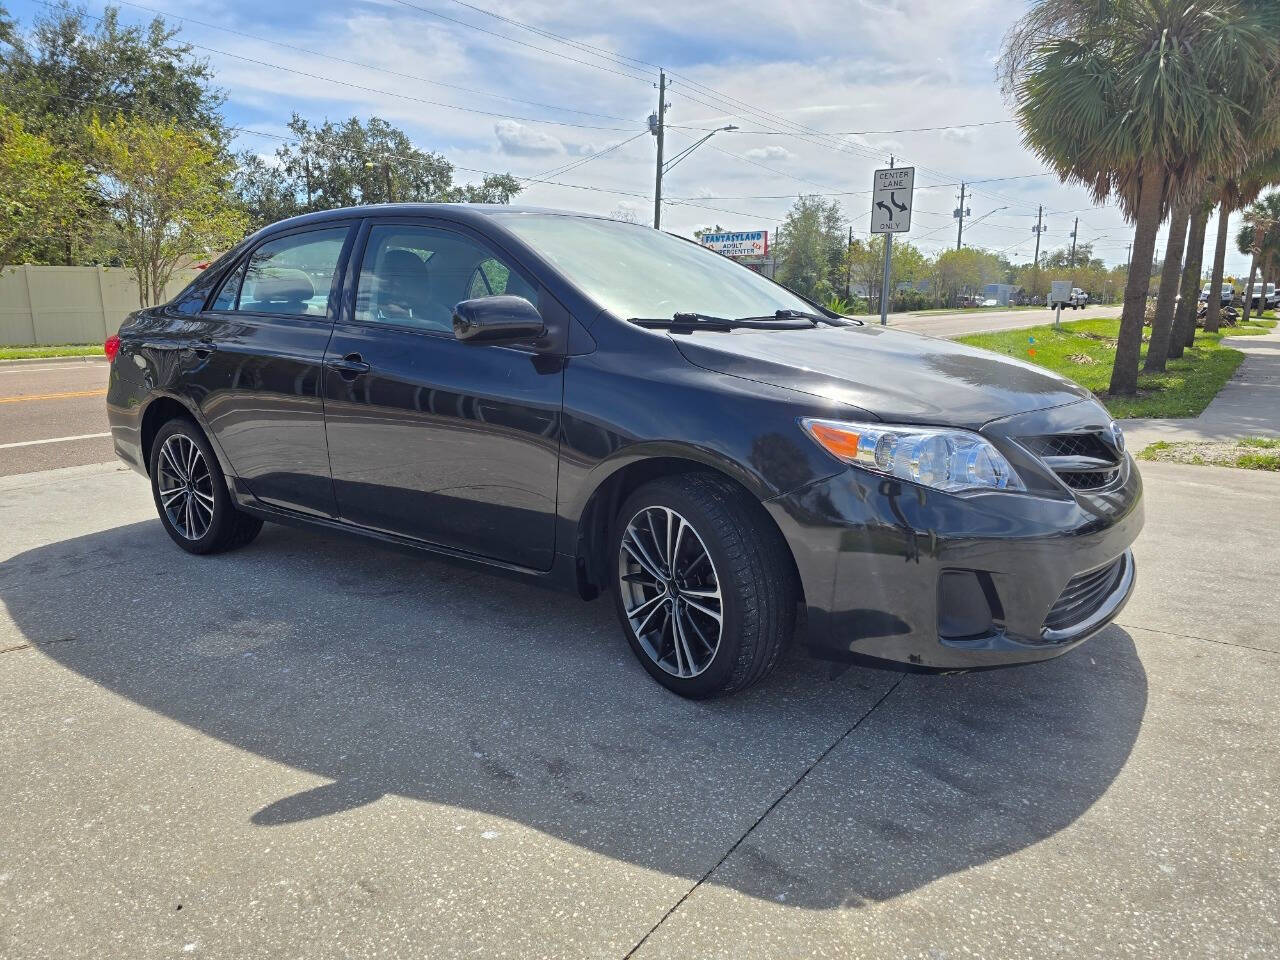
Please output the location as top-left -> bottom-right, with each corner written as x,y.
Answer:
870,166 -> 915,234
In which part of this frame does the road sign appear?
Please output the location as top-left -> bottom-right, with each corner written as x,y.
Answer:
870,166 -> 915,234
700,230 -> 768,258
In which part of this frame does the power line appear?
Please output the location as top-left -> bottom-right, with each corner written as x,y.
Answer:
670,119 -> 1017,136
108,0 -> 643,124
532,130 -> 648,179
63,4 -> 645,133
386,0 -> 654,84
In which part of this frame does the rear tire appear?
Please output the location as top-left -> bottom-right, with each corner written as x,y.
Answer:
149,417 -> 263,555
610,474 -> 796,698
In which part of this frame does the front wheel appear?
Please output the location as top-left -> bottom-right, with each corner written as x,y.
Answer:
610,474 -> 796,698
149,417 -> 263,555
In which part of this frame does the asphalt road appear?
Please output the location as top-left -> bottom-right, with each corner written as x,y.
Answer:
887,304 -> 1093,338
0,307 -> 1096,479
0,358 -> 111,477
1,458 -> 1276,959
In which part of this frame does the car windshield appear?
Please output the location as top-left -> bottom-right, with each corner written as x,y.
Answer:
498,214 -> 817,321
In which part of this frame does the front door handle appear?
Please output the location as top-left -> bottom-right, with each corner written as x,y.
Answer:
188,337 -> 216,357
330,353 -> 371,379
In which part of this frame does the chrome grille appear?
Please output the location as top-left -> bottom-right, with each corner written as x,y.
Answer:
1044,556 -> 1126,632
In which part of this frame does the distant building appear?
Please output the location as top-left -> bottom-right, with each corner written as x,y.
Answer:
983,283 -> 1017,306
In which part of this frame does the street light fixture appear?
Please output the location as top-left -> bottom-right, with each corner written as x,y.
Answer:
652,110 -> 737,229
662,124 -> 738,175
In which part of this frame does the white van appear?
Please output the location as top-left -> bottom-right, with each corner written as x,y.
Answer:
1247,280 -> 1275,309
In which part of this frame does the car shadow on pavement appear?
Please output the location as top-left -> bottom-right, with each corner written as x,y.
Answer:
0,518 -> 1147,910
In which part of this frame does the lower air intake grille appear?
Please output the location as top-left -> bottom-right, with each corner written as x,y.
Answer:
1044,556 -> 1126,632
1056,468 -> 1120,490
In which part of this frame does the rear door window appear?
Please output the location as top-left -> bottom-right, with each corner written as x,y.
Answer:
227,227 -> 350,317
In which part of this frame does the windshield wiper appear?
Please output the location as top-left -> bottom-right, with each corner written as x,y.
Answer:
629,311 -> 817,332
745,309 -> 857,326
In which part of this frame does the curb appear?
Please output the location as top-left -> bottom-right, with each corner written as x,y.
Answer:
0,354 -> 106,367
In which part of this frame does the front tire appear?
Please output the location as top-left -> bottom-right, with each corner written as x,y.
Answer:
149,417 -> 262,555
610,474 -> 796,698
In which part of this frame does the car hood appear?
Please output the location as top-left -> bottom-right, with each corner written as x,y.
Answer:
671,323 -> 1092,430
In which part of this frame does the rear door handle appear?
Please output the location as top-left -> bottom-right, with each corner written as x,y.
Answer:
330,353 -> 370,379
189,337 -> 216,357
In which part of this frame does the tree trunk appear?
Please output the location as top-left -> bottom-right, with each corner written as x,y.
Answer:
1241,253 -> 1259,324
1171,202 -> 1210,357
1204,202 -> 1231,333
1145,200 -> 1191,372
1110,164 -> 1167,396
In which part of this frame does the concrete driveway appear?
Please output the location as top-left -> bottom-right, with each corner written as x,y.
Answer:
1,459 -> 1276,959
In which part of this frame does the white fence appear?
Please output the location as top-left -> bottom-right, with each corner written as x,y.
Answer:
0,265 -> 202,347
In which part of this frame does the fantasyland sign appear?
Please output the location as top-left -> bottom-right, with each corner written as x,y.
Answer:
700,230 -> 769,258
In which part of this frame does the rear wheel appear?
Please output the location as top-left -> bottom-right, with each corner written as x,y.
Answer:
610,474 -> 795,698
149,417 -> 262,555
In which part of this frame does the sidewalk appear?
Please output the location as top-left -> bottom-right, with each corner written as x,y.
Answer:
1119,325 -> 1280,450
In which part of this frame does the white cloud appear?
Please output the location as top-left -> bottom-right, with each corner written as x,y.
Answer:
743,145 -> 796,162
493,120 -> 564,157
941,127 -> 978,145
191,0 -> 1258,270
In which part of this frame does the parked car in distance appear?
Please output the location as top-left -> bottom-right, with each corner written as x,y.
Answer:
1200,282 -> 1235,306
981,298 -> 1000,307
105,205 -> 1143,698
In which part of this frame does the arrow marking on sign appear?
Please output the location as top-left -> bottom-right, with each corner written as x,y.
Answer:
875,201 -> 893,217
890,192 -> 908,213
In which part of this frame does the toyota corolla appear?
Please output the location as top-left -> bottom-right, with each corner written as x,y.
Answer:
106,206 -> 1142,697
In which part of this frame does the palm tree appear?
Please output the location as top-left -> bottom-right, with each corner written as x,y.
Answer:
1144,199 -> 1191,372
1204,151 -> 1280,332
1001,0 -> 1280,395
1170,194 -> 1213,357
1237,192 -> 1280,322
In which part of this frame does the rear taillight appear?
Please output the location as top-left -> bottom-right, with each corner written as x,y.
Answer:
104,334 -> 120,362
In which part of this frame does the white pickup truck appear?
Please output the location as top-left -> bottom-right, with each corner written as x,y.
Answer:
1050,287 -> 1089,310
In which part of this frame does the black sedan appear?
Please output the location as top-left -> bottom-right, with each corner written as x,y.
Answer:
105,205 -> 1142,697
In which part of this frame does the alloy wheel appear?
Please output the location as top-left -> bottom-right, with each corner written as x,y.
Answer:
156,433 -> 215,541
617,505 -> 723,678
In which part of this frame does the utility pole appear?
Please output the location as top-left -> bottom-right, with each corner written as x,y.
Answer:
1032,205 -> 1046,266
383,162 -> 394,203
845,225 -> 853,299
1126,243 -> 1132,269
955,183 -> 968,250
652,70 -> 666,230
1069,216 -> 1079,268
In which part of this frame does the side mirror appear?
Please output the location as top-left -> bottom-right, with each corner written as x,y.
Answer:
452,295 -> 545,344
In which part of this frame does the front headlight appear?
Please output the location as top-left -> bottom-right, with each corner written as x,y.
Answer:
800,418 -> 1025,493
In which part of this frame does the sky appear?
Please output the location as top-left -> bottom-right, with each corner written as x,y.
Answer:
7,0 -> 1255,274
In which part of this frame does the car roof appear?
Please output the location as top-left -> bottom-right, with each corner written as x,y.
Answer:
258,203 -> 618,235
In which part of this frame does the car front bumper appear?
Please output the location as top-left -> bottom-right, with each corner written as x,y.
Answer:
765,447 -> 1143,670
